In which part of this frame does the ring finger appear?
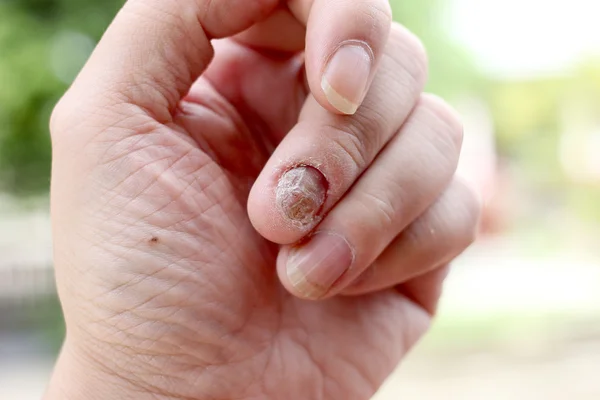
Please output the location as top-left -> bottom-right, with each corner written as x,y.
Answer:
344,179 -> 481,296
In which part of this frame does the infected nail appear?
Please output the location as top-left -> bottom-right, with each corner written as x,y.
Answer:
321,42 -> 373,115
287,232 -> 354,299
276,166 -> 327,225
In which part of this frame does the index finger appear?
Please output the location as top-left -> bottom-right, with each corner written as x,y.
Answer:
289,0 -> 392,115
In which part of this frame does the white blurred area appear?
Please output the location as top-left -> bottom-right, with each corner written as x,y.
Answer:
2,0 -> 600,399
376,0 -> 600,400
377,0 -> 600,398
449,0 -> 600,79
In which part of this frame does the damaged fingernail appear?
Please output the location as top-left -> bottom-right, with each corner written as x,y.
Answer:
287,231 -> 354,299
276,166 -> 328,225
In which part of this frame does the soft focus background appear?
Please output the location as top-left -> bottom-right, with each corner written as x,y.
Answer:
1,0 -> 599,398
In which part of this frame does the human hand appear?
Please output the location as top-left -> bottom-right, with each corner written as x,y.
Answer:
46,1 -> 480,399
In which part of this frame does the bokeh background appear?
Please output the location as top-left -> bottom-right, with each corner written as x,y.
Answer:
1,0 -> 599,398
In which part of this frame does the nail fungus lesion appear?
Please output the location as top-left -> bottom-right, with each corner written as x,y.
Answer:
276,166 -> 328,226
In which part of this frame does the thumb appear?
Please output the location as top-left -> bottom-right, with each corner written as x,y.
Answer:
54,0 -> 278,133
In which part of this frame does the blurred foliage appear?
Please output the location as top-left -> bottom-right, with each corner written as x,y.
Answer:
487,59 -> 600,227
391,0 -> 485,97
0,0 -> 123,195
28,294 -> 66,353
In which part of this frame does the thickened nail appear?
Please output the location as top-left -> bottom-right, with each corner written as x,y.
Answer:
287,232 -> 354,299
276,166 -> 327,225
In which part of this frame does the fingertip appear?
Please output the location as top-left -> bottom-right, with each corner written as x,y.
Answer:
301,0 -> 393,115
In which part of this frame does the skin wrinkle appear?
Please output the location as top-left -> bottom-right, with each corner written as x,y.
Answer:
94,227 -> 228,303
335,115 -> 383,166
90,141 -> 185,205
293,300 -> 375,400
82,175 -> 232,273
91,248 -> 182,301
114,325 -> 220,374
100,149 -> 189,211
80,228 -> 244,356
197,339 -> 278,399
81,183 -> 280,390
124,78 -> 178,122
387,24 -> 429,88
96,129 -> 160,167
95,149 -> 219,234
139,157 -> 212,220
56,116 -> 161,201
321,124 -> 367,171
64,338 -> 154,399
121,2 -> 213,108
361,190 -> 397,228
88,266 -> 260,388
256,335 -> 281,399
304,336 -> 328,400
203,42 -> 305,151
424,113 -> 464,157
276,305 -> 324,400
180,77 -> 270,172
348,101 -> 389,149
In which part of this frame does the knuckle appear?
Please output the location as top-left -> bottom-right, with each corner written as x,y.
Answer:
368,0 -> 393,26
418,94 -> 464,160
407,179 -> 481,254
402,221 -> 428,249
363,189 -> 398,229
387,22 -> 429,89
326,124 -> 371,170
450,179 -> 482,247
347,103 -> 388,156
358,0 -> 393,47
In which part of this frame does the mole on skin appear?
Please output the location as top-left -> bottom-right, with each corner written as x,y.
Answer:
276,166 -> 328,226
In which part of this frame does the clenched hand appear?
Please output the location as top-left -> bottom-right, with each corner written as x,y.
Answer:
46,1 -> 480,399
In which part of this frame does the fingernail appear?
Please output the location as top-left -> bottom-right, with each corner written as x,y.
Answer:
276,166 -> 328,225
286,232 -> 354,299
321,43 -> 373,115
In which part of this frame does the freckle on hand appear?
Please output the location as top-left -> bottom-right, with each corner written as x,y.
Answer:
276,166 -> 328,226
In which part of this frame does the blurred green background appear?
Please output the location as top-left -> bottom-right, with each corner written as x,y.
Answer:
1,0 -> 599,399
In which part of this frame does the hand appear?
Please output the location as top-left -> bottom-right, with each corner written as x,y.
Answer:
46,1 -> 480,399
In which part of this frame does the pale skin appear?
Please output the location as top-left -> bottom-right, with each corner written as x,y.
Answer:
45,0 -> 481,399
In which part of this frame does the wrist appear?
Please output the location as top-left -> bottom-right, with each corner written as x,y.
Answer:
44,337 -> 150,400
